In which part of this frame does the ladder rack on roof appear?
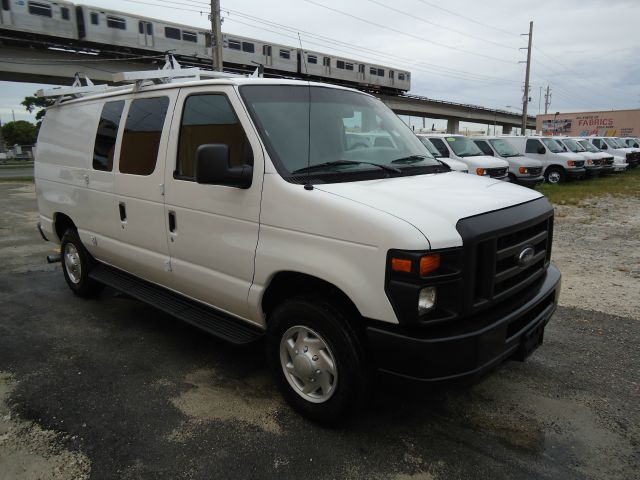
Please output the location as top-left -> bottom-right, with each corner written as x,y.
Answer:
36,56 -> 251,103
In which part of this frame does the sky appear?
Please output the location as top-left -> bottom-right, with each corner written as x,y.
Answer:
2,0 -> 639,128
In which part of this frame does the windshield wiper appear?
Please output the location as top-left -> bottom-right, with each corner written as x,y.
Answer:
291,160 -> 401,174
391,154 -> 427,164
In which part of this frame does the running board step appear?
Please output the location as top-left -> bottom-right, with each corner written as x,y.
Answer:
89,264 -> 264,345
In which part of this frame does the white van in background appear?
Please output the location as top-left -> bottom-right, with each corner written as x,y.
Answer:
586,137 -> 639,168
472,137 -> 544,187
423,134 -> 509,180
573,138 -> 624,173
415,135 -> 468,172
620,137 -> 640,148
552,137 -> 604,177
499,136 -> 586,184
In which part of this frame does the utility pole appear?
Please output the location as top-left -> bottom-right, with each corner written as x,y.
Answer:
210,0 -> 223,71
544,86 -> 552,114
520,21 -> 533,135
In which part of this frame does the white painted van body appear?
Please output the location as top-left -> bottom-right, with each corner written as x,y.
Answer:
415,135 -> 468,172
472,136 -> 544,187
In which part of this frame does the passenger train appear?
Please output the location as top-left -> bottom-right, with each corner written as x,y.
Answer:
0,0 -> 411,93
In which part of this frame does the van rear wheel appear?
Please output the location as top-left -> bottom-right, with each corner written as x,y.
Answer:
544,167 -> 565,184
60,229 -> 103,297
266,296 -> 369,424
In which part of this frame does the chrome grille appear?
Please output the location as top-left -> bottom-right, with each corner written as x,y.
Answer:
528,166 -> 542,175
487,167 -> 508,178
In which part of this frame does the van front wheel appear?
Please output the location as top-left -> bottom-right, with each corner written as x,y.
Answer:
60,229 -> 103,297
545,167 -> 565,184
266,296 -> 369,424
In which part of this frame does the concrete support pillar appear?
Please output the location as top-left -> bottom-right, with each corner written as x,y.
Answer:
446,119 -> 459,134
502,125 -> 513,135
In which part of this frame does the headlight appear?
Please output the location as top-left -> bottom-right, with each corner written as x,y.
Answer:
586,159 -> 593,165
418,287 -> 437,314
519,167 -> 528,174
476,168 -> 488,176
567,160 -> 575,167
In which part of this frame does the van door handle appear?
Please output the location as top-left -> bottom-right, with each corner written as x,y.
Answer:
168,211 -> 176,233
119,202 -> 127,222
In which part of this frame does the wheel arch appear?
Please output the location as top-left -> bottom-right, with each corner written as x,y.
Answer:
53,212 -> 76,241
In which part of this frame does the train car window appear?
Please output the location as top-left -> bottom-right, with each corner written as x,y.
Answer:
61,7 -> 70,20
93,101 -> 125,172
242,42 -> 254,53
228,39 -> 241,50
345,63 -> 354,71
146,23 -> 153,35
119,97 -> 170,176
369,67 -> 377,75
28,2 -> 52,17
138,22 -> 144,34
358,64 -> 364,73
377,68 -> 385,77
307,55 -> 317,64
1,0 -> 9,10
279,49 -> 290,60
323,57 -> 330,66
336,60 -> 345,69
176,94 -> 252,180
398,73 -> 405,81
107,16 -> 126,30
165,27 -> 181,40
90,12 -> 99,25
262,45 -> 272,56
183,31 -> 198,43
389,70 -> 394,78
406,73 -> 410,80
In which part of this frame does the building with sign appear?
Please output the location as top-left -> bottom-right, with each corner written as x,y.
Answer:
536,109 -> 640,137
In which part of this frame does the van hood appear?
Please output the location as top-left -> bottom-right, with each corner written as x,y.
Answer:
316,172 -> 543,249
455,155 -> 509,168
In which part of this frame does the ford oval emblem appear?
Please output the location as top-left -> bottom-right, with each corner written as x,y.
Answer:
517,247 -> 535,267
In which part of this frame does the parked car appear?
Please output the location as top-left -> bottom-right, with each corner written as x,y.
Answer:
552,137 -> 603,177
423,134 -> 509,179
499,136 -> 586,184
35,74 -> 561,423
472,136 -> 544,187
415,135 -> 468,172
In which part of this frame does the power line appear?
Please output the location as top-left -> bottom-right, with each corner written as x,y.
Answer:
302,0 -> 516,64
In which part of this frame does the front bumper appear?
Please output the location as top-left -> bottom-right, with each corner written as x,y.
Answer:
585,166 -> 603,176
515,175 -> 544,187
565,167 -> 586,179
367,264 -> 561,382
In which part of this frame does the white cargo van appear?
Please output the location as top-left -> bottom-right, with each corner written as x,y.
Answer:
472,137 -> 544,187
35,73 -> 560,423
552,137 -> 604,177
620,137 -> 640,148
423,134 -> 510,180
499,136 -> 587,184
587,137 -> 639,168
415,135 -> 468,172
572,138 -> 622,173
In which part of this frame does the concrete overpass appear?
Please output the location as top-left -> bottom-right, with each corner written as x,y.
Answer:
0,37 -> 534,133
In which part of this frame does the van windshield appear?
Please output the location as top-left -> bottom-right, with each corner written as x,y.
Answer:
578,140 -> 600,153
488,138 -> 521,157
541,138 -> 564,153
604,138 -> 622,148
561,138 -> 585,153
240,85 -> 442,182
446,136 -> 484,157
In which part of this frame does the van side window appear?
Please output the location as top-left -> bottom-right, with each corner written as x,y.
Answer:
119,97 -> 170,176
525,139 -> 543,153
93,101 -> 125,172
428,138 -> 450,157
474,140 -> 494,156
176,94 -> 253,180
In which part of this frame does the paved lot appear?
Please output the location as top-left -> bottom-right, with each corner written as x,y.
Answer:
0,182 -> 638,480
0,166 -> 34,179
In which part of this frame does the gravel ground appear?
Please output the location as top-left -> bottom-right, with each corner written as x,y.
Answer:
0,183 -> 638,480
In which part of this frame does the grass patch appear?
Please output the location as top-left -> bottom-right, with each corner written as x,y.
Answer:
536,167 -> 640,205
0,177 -> 34,183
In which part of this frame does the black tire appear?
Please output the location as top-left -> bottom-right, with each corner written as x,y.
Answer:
60,228 -> 103,297
266,295 -> 370,425
544,166 -> 565,184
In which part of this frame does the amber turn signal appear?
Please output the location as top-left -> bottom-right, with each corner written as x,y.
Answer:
420,254 -> 441,276
476,168 -> 486,176
391,258 -> 412,273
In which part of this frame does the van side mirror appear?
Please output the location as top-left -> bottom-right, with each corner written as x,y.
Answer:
195,144 -> 253,189
537,146 -> 546,154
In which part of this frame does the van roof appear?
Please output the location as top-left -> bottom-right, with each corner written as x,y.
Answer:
47,77 -> 368,108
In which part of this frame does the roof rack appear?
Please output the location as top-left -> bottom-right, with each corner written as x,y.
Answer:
37,55 -> 248,103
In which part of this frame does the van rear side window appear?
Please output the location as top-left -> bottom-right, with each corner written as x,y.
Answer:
119,97 -> 169,176
176,94 -> 252,180
93,101 -> 125,172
